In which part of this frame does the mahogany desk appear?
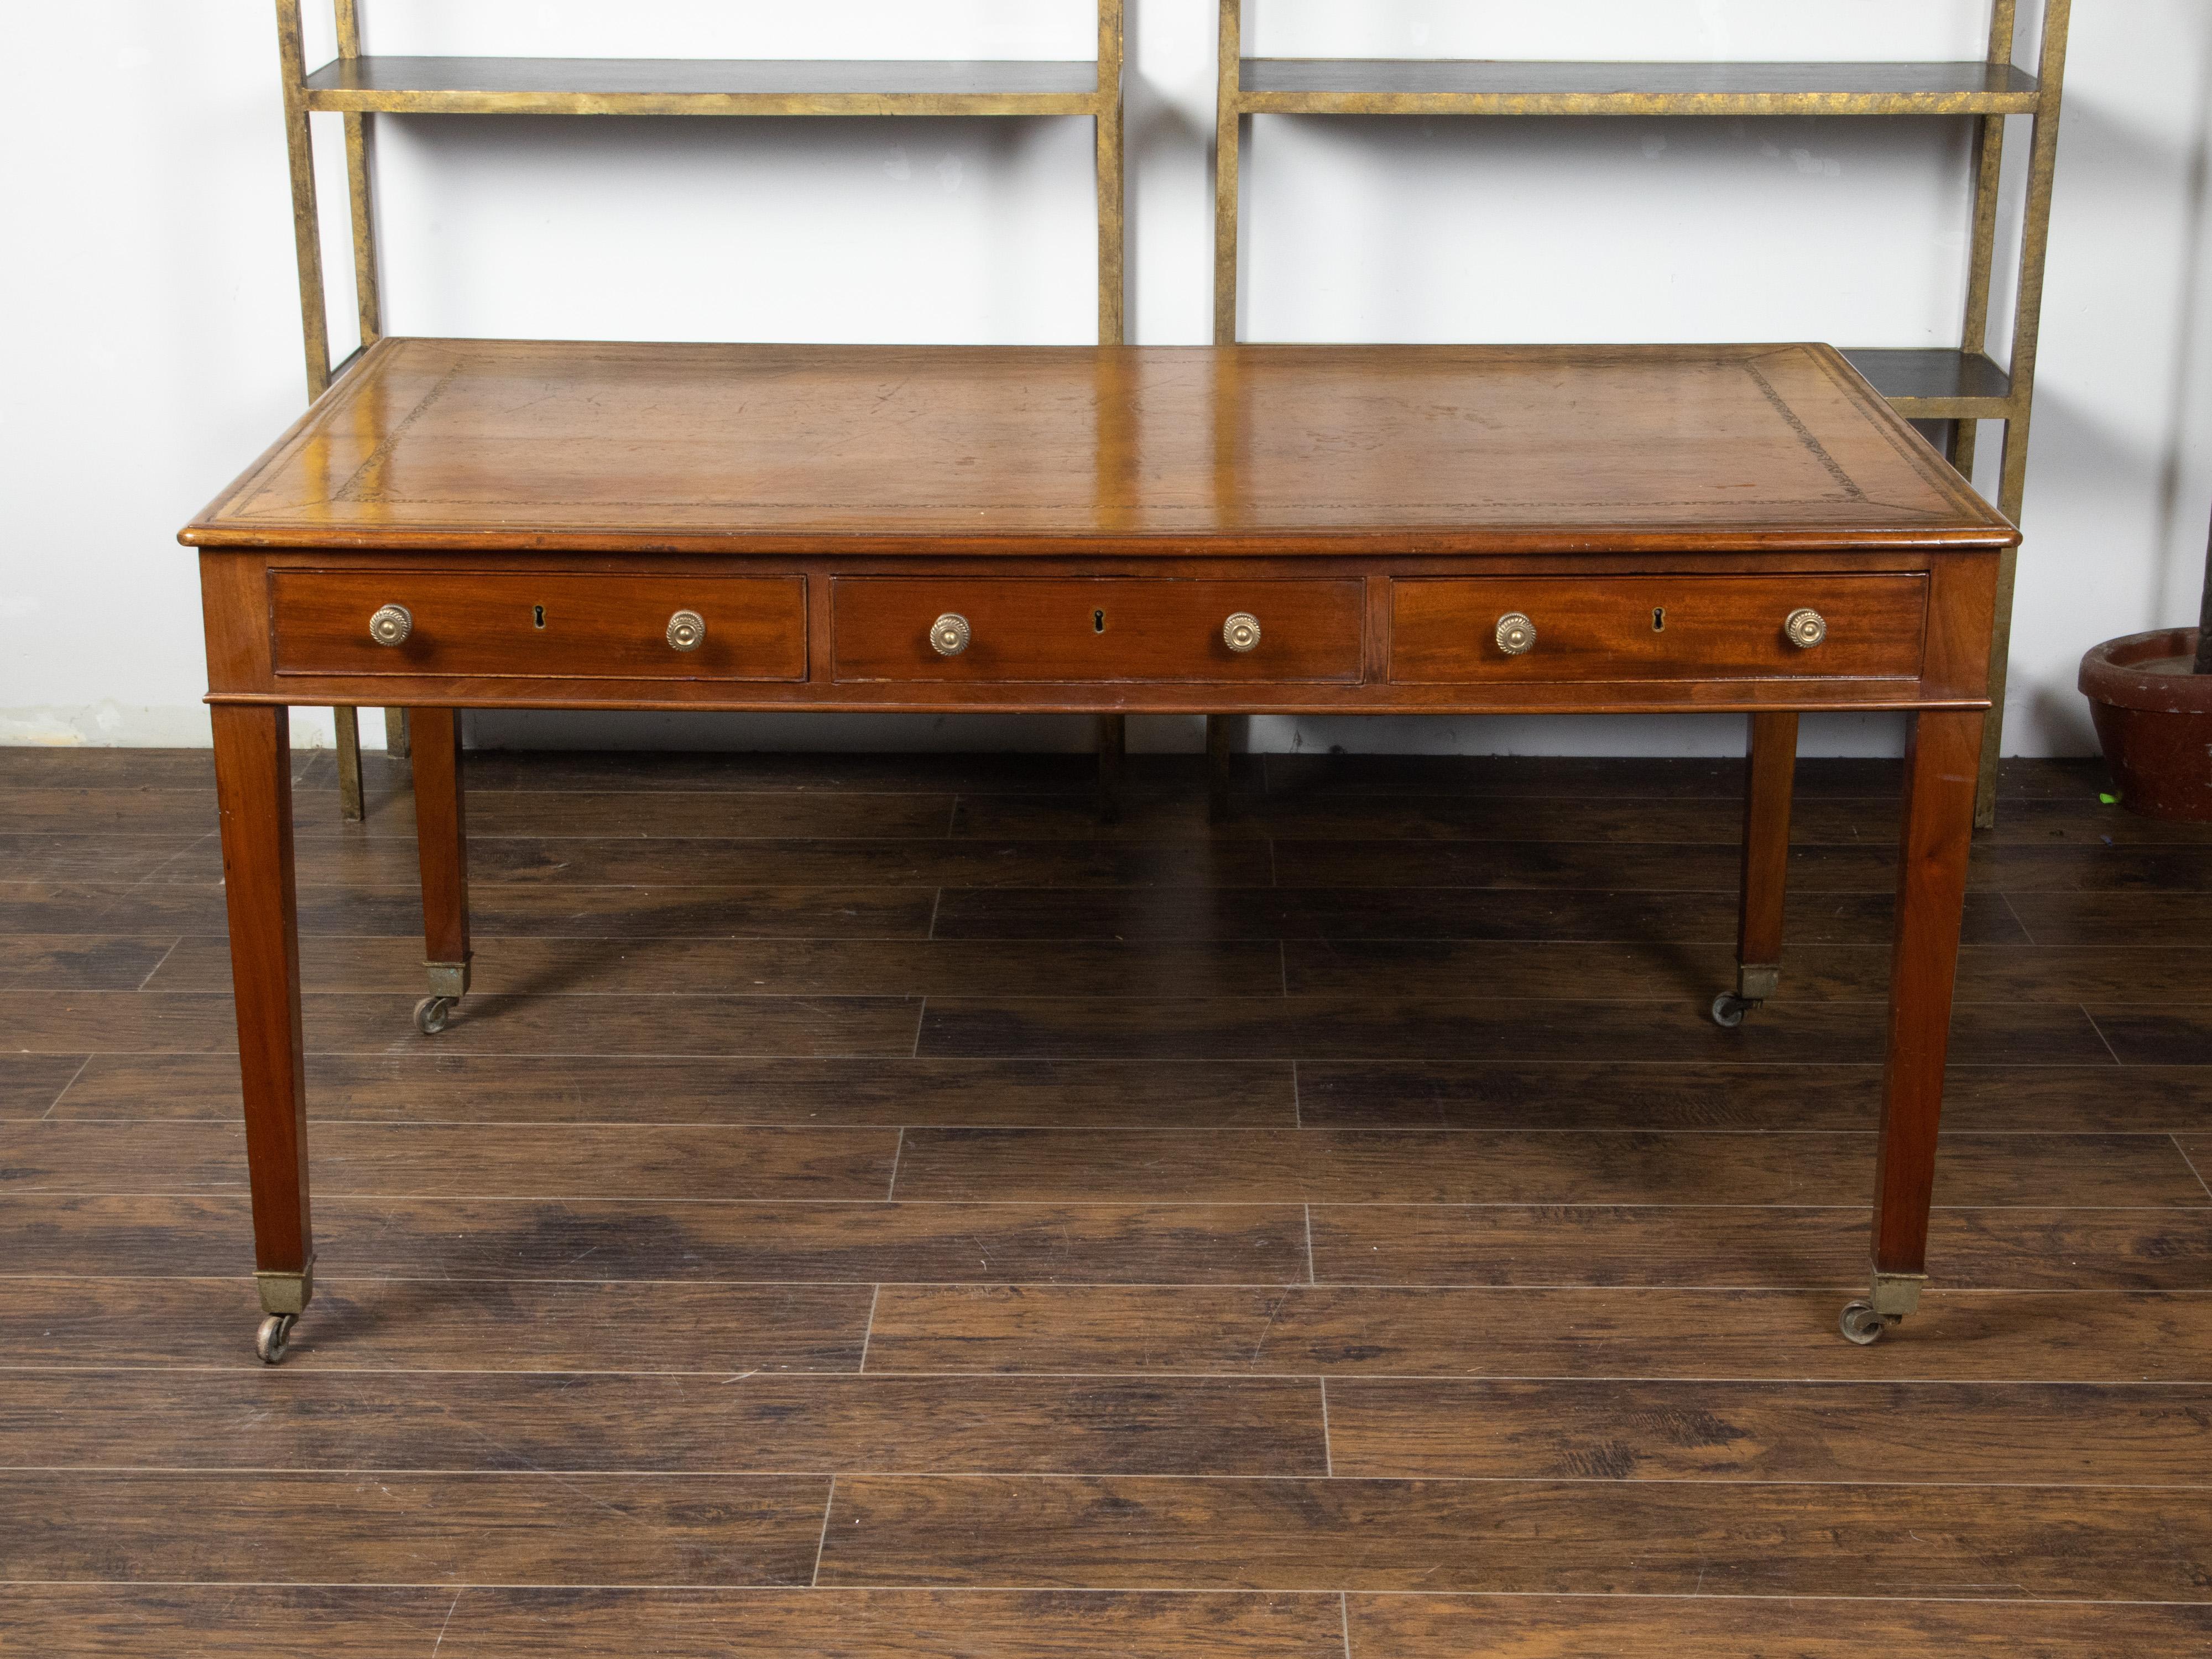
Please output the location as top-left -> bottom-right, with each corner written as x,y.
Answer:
184,338 -> 2016,1362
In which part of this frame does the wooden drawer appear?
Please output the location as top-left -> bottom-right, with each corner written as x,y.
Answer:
1390,574 -> 1928,684
832,578 -> 1365,682
270,571 -> 807,681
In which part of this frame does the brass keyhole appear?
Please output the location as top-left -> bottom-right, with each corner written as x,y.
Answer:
1093,609 -> 1106,634
1653,607 -> 1666,633
533,605 -> 546,630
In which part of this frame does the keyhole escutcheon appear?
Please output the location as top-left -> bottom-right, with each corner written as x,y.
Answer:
1093,609 -> 1107,634
1652,607 -> 1666,633
533,605 -> 547,630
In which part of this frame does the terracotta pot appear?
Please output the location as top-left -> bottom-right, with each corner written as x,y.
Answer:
2078,627 -> 2212,820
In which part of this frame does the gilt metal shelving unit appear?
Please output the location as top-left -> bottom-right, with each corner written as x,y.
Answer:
1212,1 -> 2069,826
274,0 -> 1128,818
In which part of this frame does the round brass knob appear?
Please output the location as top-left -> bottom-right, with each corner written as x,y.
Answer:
931,613 -> 972,657
1495,612 -> 1536,656
368,604 -> 412,647
1786,608 -> 1828,650
666,610 -> 706,653
1223,613 -> 1262,653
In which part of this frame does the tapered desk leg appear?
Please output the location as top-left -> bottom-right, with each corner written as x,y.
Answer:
212,705 -> 313,1364
1206,715 -> 1235,821
1715,712 -> 1799,1027
333,706 -> 364,822
1097,714 -> 1126,824
410,709 -> 471,1036
1841,709 -> 1985,1345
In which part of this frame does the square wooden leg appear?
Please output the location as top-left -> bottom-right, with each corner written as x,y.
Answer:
333,705 -> 363,823
1843,708 -> 1986,1344
1097,713 -> 1126,824
1206,714 -> 1236,822
409,708 -> 471,1035
1719,712 -> 1799,1025
211,705 -> 314,1354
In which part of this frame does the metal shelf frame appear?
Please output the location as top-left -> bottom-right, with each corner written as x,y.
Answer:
273,0 -> 1128,817
1212,1 -> 2070,825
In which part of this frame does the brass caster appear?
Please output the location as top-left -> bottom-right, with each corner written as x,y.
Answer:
414,995 -> 455,1036
255,1313 -> 298,1365
1712,992 -> 1759,1029
1838,1300 -> 1893,1346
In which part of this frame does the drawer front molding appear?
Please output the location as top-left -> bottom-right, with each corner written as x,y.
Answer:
1390,573 -> 1928,684
833,578 -> 1365,683
270,572 -> 807,681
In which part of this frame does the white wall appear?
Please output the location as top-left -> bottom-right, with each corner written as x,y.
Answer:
4,1 -> 2209,757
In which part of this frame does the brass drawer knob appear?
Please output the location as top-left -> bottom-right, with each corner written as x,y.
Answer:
368,604 -> 412,647
1495,612 -> 1536,656
1786,608 -> 1828,649
1223,612 -> 1262,653
931,613 -> 972,657
666,610 -> 706,652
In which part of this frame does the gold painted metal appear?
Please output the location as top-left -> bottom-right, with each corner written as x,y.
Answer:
1095,0 -> 1126,345
1223,612 -> 1262,653
256,1259 -> 316,1317
1948,0 -> 2017,483
368,603 -> 411,645
1786,608 -> 1828,650
332,0 -> 410,760
666,609 -> 706,652
1213,0 -> 1243,346
301,76 -> 1106,121
1212,1 -> 2068,821
1975,0 -> 2071,827
931,614 -> 973,658
1495,613 -> 1536,656
425,957 -> 472,1000
332,0 -> 382,351
274,0 -> 332,401
279,3 -> 1126,352
1869,1268 -> 1929,1319
1737,964 -> 1782,1002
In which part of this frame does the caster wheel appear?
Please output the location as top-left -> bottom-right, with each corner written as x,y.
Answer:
1838,1300 -> 1890,1346
1711,992 -> 1755,1029
414,995 -> 453,1036
255,1313 -> 298,1365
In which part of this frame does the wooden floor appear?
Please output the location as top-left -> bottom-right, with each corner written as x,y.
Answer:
2,742 -> 2210,1656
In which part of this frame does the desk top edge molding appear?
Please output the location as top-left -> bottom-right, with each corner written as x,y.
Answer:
179,337 -> 2017,556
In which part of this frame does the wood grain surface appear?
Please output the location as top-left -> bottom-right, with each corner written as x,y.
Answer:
182,340 -> 2011,555
4,747 -> 2205,1656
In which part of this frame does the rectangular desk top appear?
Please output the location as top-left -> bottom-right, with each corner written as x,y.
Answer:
185,338 -> 2013,559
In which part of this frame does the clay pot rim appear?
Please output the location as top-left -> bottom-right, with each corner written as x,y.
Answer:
2079,627 -> 2212,713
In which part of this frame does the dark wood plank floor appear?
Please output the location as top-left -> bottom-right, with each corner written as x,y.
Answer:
2,743 -> 2210,1657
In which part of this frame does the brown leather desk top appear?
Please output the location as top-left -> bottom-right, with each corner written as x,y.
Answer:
183,338 -> 2016,557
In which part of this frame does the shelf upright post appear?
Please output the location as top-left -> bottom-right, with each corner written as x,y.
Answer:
333,0 -> 382,355
1097,0 -> 1126,347
1974,0 -> 2072,828
275,0 -> 333,400
1094,0 -> 1130,807
1202,1 -> 1244,795
1949,0 -> 2017,484
1212,0 -> 1241,346
331,0 -> 409,765
274,0 -> 368,820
